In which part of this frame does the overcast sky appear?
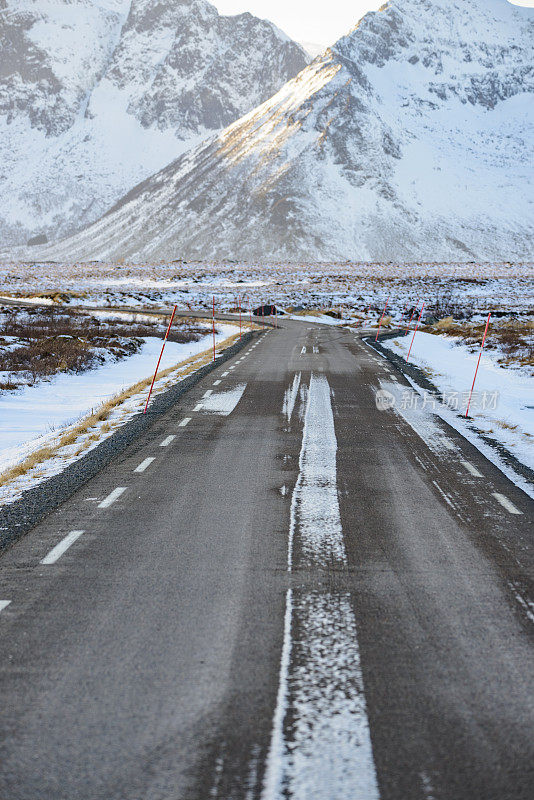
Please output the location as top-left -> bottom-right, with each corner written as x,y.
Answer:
213,1 -> 534,49
213,1 -> 383,48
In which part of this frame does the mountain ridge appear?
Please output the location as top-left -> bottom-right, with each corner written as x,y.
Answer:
5,0 -> 534,262
0,0 -> 309,246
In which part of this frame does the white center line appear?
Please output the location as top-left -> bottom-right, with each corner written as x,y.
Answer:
202,390 -> 213,398
461,460 -> 483,478
221,371 -> 229,377
0,600 -> 11,613
212,380 -> 221,386
178,417 -> 191,427
40,530 -> 84,565
135,457 -> 155,472
98,487 -> 127,509
160,435 -> 175,447
492,492 -> 522,515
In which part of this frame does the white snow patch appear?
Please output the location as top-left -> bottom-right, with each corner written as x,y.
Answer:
382,332 -> 534,472
262,591 -> 379,800
288,373 -> 346,569
282,372 -> 301,423
198,383 -> 246,415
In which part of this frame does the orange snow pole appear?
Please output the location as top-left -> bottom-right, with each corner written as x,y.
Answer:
466,312 -> 491,418
406,302 -> 425,362
212,296 -> 216,361
143,305 -> 177,414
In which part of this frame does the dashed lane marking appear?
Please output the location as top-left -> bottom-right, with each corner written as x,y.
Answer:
461,460 -> 483,478
202,390 -> 213,398
40,530 -> 84,565
98,487 -> 127,509
212,380 -> 221,386
193,403 -> 203,411
135,457 -> 155,473
160,436 -> 175,447
178,417 -> 191,427
221,371 -> 229,377
492,493 -> 522,515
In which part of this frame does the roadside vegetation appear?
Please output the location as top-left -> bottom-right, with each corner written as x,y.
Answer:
421,317 -> 534,374
0,306 -> 209,392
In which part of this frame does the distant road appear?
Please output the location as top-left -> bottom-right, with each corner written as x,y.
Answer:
0,319 -> 532,800
0,293 -> 270,326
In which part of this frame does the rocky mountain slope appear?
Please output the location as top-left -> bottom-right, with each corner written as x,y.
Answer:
0,0 -> 308,246
21,0 -> 534,264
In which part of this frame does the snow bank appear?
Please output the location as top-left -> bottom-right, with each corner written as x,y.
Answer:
382,331 -> 534,471
0,325 -> 238,475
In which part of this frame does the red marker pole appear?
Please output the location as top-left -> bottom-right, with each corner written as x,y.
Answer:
406,302 -> 425,362
375,296 -> 390,341
466,312 -> 491,418
143,304 -> 177,414
212,296 -> 216,361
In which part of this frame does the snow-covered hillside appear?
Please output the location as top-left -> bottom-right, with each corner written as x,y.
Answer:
0,0 -> 308,246
20,0 -> 534,263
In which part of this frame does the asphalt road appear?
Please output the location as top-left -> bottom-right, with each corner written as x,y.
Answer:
0,320 -> 532,800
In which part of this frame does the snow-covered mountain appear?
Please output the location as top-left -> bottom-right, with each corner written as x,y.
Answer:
0,0 -> 308,246
7,0 -> 534,263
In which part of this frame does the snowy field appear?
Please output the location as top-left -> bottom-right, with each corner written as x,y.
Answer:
0,261 -> 533,317
0,324 -> 239,505
0,260 -> 531,503
382,331 -> 534,475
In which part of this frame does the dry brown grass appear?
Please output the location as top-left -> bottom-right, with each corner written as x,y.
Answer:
423,318 -> 534,371
0,306 -> 210,386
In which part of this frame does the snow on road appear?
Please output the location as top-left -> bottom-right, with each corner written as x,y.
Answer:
264,374 -> 379,800
288,374 -> 347,569
197,384 -> 247,415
